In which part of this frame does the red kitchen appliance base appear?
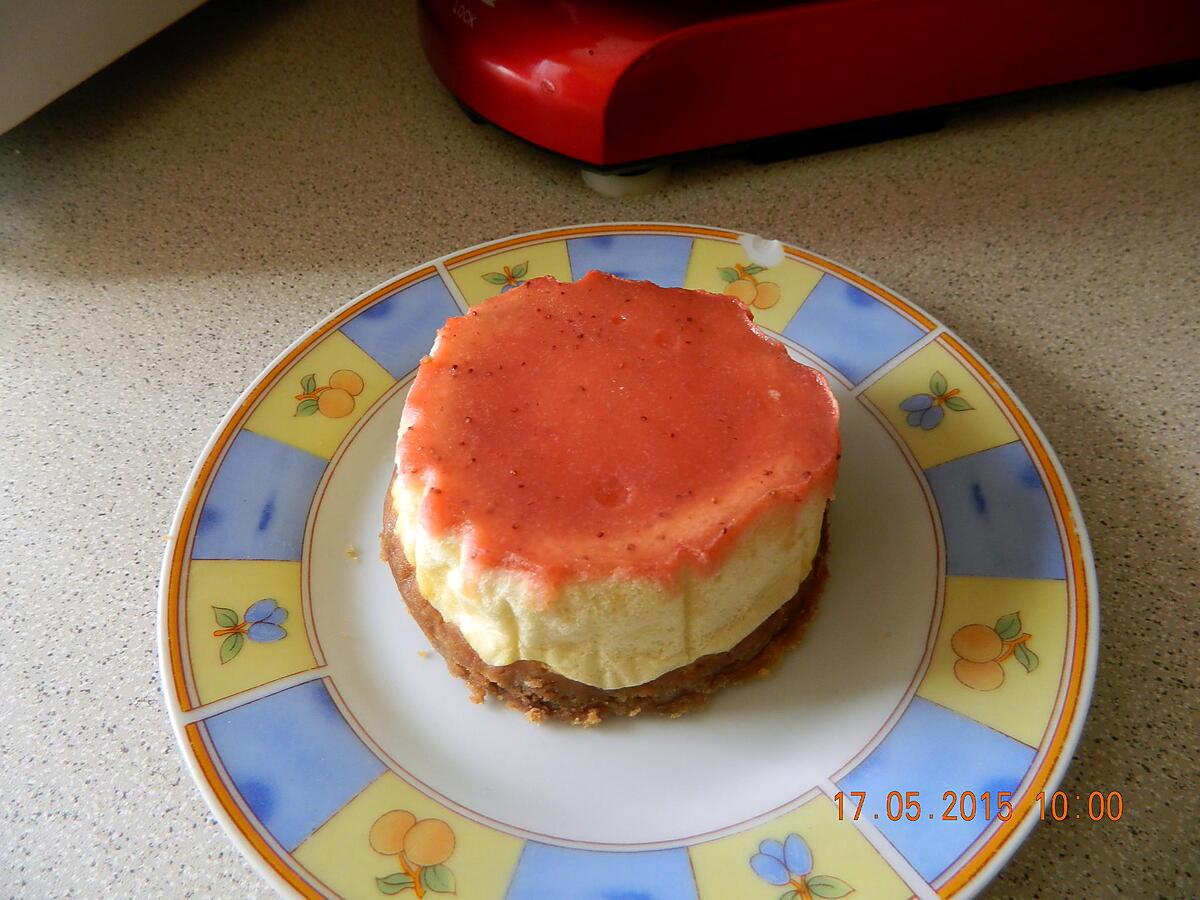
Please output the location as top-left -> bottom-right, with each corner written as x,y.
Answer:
417,0 -> 1200,172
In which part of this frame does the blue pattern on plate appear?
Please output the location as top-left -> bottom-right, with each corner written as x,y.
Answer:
567,235 -> 692,287
505,843 -> 697,900
204,680 -> 385,851
341,275 -> 460,379
193,431 -> 326,560
925,441 -> 1065,579
783,275 -> 925,383
838,697 -> 1036,883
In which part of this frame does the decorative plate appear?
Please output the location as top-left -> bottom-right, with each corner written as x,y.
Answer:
159,223 -> 1097,899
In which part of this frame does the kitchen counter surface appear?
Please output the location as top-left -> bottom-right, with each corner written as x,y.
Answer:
2,1 -> 1197,896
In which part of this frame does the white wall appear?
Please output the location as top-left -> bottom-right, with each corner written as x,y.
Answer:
1,0 -> 207,134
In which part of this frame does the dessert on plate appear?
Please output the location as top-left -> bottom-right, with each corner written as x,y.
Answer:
382,271 -> 840,724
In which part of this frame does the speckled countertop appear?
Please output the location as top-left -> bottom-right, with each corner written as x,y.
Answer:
2,1 -> 1197,896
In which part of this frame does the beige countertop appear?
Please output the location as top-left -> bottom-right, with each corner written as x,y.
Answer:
2,1 -> 1197,896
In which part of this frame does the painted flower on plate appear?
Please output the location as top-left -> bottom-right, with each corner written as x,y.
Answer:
900,370 -> 973,430
750,833 -> 853,898
212,599 -> 288,663
482,261 -> 529,293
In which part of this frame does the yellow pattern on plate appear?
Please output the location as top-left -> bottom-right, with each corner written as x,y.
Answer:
244,331 -> 395,460
863,340 -> 1018,469
185,560 -> 317,705
918,576 -> 1069,748
689,794 -> 911,900
293,771 -> 523,900
448,241 -> 573,307
684,238 -> 823,333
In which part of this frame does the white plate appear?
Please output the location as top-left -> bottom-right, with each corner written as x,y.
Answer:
160,223 -> 1097,900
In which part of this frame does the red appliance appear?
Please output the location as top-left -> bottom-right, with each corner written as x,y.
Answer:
417,0 -> 1199,172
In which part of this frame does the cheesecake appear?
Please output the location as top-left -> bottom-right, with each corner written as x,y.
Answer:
382,271 -> 840,724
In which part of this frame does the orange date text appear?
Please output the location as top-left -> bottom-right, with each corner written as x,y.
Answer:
833,790 -> 1123,822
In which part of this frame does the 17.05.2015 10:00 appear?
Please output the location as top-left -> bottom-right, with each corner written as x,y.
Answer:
834,790 -> 1123,822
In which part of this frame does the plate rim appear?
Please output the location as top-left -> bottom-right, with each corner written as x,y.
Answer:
158,221 -> 1099,899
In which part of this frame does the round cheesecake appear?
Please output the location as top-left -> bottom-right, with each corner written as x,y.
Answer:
383,271 -> 840,724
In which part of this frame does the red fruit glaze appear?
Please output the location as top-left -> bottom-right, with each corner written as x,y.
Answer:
397,272 -> 839,590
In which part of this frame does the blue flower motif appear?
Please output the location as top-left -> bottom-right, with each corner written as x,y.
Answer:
749,833 -> 853,897
247,622 -> 287,642
244,599 -> 288,643
245,598 -> 286,625
212,598 -> 289,663
900,393 -> 933,412
901,395 -> 944,430
759,838 -> 785,862
900,371 -> 973,431
750,851 -> 790,886
751,833 -> 812,885
783,833 -> 812,878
